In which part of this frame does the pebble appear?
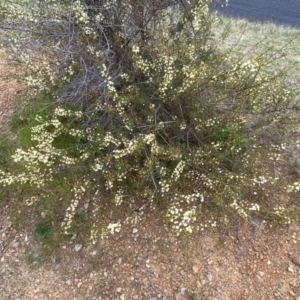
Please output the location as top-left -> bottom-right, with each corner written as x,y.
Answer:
132,228 -> 138,234
131,280 -> 137,286
66,279 -> 72,286
253,246 -> 260,252
175,293 -> 181,300
120,294 -> 125,300
116,287 -> 122,293
170,237 -> 175,243
181,287 -> 187,295
290,255 -> 300,267
287,266 -> 294,273
192,265 -> 199,274
77,282 -> 82,289
206,273 -> 212,281
277,283 -> 283,289
71,234 -> 77,241
74,244 -> 82,252
257,271 -> 264,276
213,289 -> 222,297
290,290 -> 295,296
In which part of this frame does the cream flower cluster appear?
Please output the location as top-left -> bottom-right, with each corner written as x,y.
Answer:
166,201 -> 197,235
61,183 -> 87,234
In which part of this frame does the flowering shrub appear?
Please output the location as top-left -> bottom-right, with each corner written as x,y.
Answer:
1,0 -> 300,241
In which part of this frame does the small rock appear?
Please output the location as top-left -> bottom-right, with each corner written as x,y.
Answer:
181,288 -> 187,295
77,282 -> 82,289
289,290 -> 295,296
213,288 -> 222,297
120,294 -> 125,300
116,287 -> 122,293
289,280 -> 297,287
175,293 -> 181,300
66,279 -> 72,286
296,297 -> 300,300
289,255 -> 300,267
197,281 -> 201,288
288,266 -> 294,273
71,234 -> 77,241
277,283 -> 283,289
206,273 -> 212,281
131,280 -> 137,286
40,212 -> 46,219
192,265 -> 199,274
74,244 -> 82,252
170,237 -> 175,243
253,246 -> 260,252
133,296 -> 139,300
132,228 -> 138,234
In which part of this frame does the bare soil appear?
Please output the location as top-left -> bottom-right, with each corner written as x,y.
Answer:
0,50 -> 27,128
0,51 -> 300,300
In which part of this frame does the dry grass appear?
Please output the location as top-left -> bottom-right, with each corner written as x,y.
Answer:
212,16 -> 300,82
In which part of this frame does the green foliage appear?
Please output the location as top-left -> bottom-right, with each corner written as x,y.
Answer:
35,219 -> 52,239
0,0 -> 300,243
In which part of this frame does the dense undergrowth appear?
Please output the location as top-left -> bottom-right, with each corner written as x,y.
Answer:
0,0 -> 300,244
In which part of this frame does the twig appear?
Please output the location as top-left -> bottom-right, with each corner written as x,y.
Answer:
276,288 -> 285,300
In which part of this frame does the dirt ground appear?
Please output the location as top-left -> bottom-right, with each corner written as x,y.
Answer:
0,50 -> 300,300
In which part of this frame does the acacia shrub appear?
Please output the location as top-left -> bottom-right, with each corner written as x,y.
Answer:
0,0 -> 299,240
